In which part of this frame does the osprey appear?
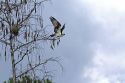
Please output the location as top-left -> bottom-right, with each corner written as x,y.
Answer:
50,16 -> 65,37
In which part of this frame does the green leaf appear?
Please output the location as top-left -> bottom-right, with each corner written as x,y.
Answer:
3,80 -> 6,83
9,78 -> 13,83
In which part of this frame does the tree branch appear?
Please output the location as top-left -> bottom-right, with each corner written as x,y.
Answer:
19,3 -> 36,25
16,58 -> 56,78
15,49 -> 28,65
14,36 -> 55,52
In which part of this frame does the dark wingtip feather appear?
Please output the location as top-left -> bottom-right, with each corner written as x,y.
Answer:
50,34 -> 55,37
61,24 -> 65,33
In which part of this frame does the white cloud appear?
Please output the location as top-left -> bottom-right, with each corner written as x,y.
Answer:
79,0 -> 125,44
81,0 -> 125,83
83,44 -> 125,83
80,0 -> 125,27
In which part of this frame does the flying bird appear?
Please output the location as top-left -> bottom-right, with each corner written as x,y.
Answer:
50,16 -> 65,37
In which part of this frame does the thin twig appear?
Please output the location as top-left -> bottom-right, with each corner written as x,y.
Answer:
15,50 -> 28,65
19,3 -> 36,26
14,36 -> 55,52
27,54 -> 36,79
16,58 -> 55,78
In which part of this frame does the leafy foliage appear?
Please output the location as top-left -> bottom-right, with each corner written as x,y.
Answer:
4,75 -> 52,83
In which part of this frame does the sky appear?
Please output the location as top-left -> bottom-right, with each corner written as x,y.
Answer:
1,0 -> 125,83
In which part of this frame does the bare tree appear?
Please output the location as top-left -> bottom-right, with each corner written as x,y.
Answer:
0,0 -> 62,83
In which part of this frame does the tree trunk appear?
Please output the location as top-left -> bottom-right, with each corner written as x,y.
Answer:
11,52 -> 16,83
10,38 -> 16,83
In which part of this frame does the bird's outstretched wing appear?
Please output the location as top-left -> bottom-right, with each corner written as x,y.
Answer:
50,16 -> 61,29
61,24 -> 65,33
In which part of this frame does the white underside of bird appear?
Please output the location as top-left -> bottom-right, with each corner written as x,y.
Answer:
55,28 -> 62,37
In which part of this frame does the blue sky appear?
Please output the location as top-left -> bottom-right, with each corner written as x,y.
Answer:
1,0 -> 125,83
